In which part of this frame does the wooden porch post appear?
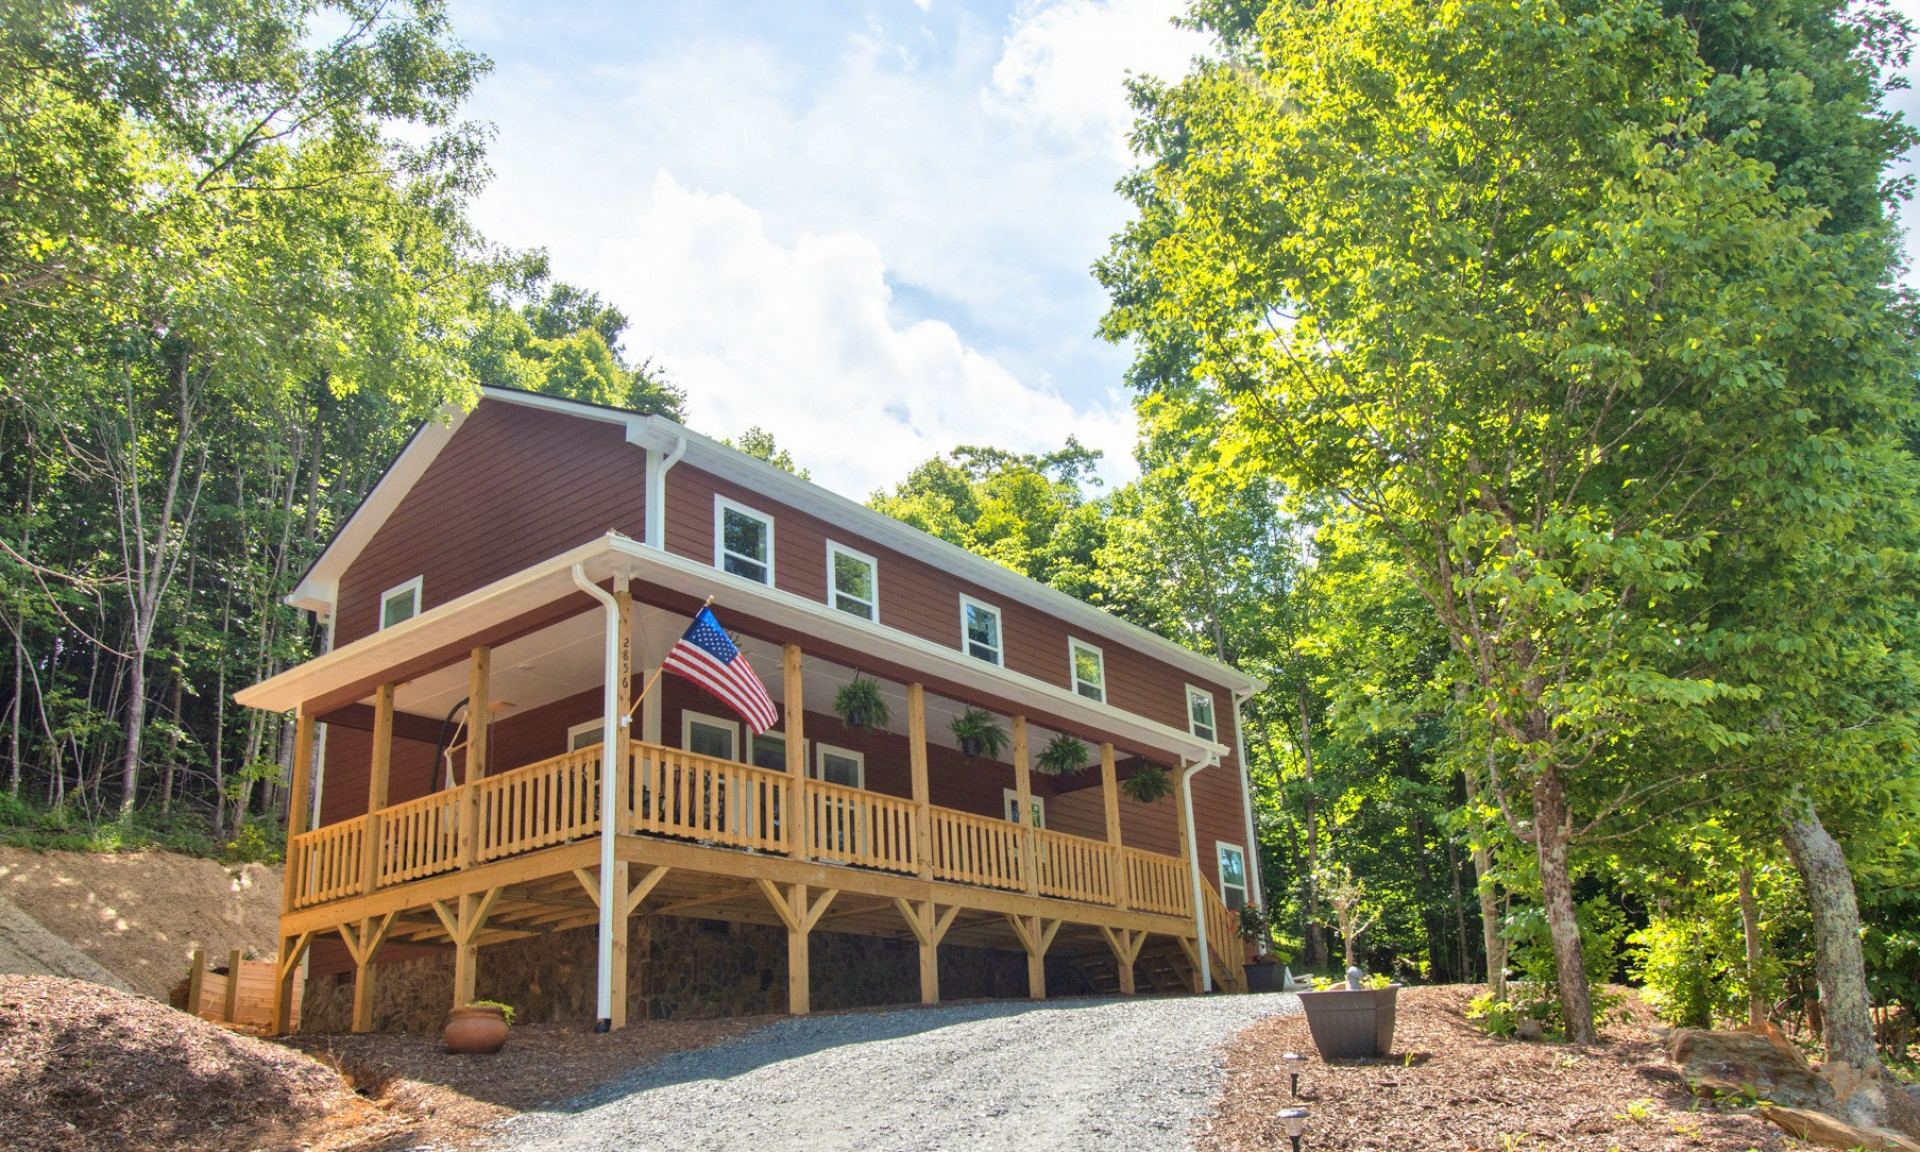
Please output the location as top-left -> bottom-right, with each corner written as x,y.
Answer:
784,645 -> 807,859
280,711 -> 316,916
907,684 -> 931,880
1012,716 -> 1036,894
460,649 -> 489,868
362,684 -> 394,894
1101,742 -> 1128,912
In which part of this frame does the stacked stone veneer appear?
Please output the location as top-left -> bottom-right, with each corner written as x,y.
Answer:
302,916 -> 1034,1033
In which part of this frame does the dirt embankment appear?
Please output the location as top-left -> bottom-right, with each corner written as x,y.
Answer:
0,848 -> 282,999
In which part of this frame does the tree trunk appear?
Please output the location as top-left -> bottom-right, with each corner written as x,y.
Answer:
118,656 -> 147,816
1781,800 -> 1880,1073
1533,765 -> 1594,1043
1739,864 -> 1766,1027
1465,767 -> 1508,998
1446,832 -> 1471,984
1297,683 -> 1325,968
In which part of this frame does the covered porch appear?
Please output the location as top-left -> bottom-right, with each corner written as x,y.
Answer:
242,534 -> 1246,1034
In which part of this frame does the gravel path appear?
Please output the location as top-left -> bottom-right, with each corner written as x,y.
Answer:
492,992 -> 1299,1152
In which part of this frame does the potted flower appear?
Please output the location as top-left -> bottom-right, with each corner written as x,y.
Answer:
1032,732 -> 1090,777
1120,763 -> 1173,804
445,999 -> 514,1054
832,675 -> 890,731
949,707 -> 1008,760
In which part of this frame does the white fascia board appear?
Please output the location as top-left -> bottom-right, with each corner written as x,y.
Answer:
283,403 -> 472,616
621,414 -> 1266,697
239,533 -> 1226,764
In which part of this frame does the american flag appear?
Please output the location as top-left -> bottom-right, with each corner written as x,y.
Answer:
663,607 -> 779,733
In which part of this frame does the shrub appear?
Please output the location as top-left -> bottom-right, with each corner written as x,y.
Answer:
1468,991 -> 1521,1038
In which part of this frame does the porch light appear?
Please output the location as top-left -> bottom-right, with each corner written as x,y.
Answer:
1276,1107 -> 1309,1152
1280,1051 -> 1308,1097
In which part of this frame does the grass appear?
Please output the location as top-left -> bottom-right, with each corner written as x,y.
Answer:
0,791 -> 284,864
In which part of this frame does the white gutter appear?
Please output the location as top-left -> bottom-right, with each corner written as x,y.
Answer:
570,563 -> 623,1031
1183,753 -> 1219,993
1232,689 -> 1265,924
643,436 -> 688,549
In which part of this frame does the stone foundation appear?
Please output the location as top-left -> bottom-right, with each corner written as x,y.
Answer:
302,915 -> 1033,1033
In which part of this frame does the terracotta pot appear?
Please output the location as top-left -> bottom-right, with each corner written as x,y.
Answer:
1298,985 -> 1400,1059
444,1005 -> 509,1054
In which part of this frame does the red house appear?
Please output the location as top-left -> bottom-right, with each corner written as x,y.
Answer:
239,388 -> 1264,1032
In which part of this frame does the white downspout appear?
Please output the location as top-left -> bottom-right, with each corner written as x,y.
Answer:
1232,689 -> 1265,921
1182,752 -> 1220,993
644,436 -> 688,549
571,563 -> 624,1030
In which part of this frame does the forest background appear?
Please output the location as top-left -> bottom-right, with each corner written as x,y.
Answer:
0,0 -> 1914,1067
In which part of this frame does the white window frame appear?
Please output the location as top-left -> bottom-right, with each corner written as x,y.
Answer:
379,576 -> 423,631
1068,637 -> 1106,703
681,709 -> 741,762
566,719 -> 605,752
748,729 -> 804,772
813,743 -> 866,789
959,594 -> 1004,666
1003,788 -> 1046,828
825,541 -> 879,622
1186,684 -> 1217,743
1216,841 -> 1250,910
714,496 -> 775,585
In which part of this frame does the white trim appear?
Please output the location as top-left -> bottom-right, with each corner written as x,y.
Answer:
813,743 -> 866,789
825,540 -> 879,622
379,576 -> 423,631
714,496 -> 774,586
1069,637 -> 1106,703
566,719 -> 605,752
748,728 -> 801,771
682,709 -> 742,761
960,595 -> 1004,666
236,534 -> 1227,767
1185,684 -> 1217,743
286,387 -> 1258,695
1003,788 -> 1046,827
1216,840 -> 1250,910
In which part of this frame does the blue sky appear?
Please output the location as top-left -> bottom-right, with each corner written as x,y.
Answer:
449,0 -> 1920,499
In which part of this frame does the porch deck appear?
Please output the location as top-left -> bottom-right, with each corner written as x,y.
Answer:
274,739 -> 1246,1032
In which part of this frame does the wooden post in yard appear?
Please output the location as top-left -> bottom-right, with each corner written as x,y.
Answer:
224,947 -> 243,1023
1012,716 -> 1036,895
907,684 -> 931,881
362,683 -> 395,895
460,648 -> 489,868
784,645 -> 807,860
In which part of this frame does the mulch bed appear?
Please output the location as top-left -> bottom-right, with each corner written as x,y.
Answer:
1201,985 -> 1792,1152
0,975 -> 366,1152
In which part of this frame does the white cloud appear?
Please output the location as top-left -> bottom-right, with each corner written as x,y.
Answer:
990,0 -> 1208,158
607,172 -> 1137,499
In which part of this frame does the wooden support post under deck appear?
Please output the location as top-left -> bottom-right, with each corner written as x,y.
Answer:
760,879 -> 836,1015
460,649 -> 489,868
270,932 -> 313,1035
433,888 -> 502,1014
784,645 -> 807,859
895,898 -> 958,1005
363,684 -> 395,895
907,684 -> 931,880
340,912 -> 397,1032
607,859 -> 631,1028
1101,742 -> 1128,911
1012,716 -> 1036,894
280,711 -> 316,916
1101,926 -> 1146,996
1008,914 -> 1060,1000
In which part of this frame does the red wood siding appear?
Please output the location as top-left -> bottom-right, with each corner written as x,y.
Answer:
334,400 -> 647,645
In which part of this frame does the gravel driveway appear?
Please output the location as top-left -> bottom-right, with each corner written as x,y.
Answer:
491,992 -> 1299,1152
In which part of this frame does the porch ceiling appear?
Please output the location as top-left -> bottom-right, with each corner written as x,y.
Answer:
237,534 -> 1226,764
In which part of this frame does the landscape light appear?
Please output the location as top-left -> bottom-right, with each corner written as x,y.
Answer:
1280,1051 -> 1309,1097
1277,1107 -> 1310,1152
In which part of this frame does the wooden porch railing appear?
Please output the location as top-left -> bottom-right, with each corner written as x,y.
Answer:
1123,846 -> 1191,917
1201,877 -> 1246,990
287,741 -> 1213,941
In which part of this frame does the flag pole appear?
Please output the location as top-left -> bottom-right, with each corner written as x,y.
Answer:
626,596 -> 717,723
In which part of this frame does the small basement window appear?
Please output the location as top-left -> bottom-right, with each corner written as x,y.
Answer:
826,542 -> 878,621
1186,685 -> 1217,743
715,497 -> 774,585
1069,638 -> 1106,703
1217,842 -> 1249,910
380,577 -> 422,630
960,596 -> 1003,665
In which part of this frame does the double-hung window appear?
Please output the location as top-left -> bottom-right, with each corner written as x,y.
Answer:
715,498 -> 774,585
1217,842 -> 1249,910
1069,638 -> 1105,703
1186,685 -> 1217,742
814,744 -> 865,789
683,710 -> 740,761
380,577 -> 423,630
960,596 -> 1003,665
826,542 -> 878,621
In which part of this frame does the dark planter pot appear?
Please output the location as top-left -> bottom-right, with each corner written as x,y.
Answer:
1298,985 -> 1401,1059
1245,961 -> 1285,993
444,1005 -> 509,1055
843,708 -> 870,730
959,735 -> 985,758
